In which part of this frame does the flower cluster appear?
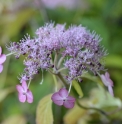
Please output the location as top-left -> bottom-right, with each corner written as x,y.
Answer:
2,23 -> 114,106
6,23 -> 106,83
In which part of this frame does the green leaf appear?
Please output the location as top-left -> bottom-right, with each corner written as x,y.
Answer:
0,87 -> 15,102
1,115 -> 26,124
64,104 -> 87,124
72,80 -> 83,98
36,94 -> 53,124
90,85 -> 122,108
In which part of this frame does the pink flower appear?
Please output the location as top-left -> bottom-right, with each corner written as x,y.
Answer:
51,88 -> 75,109
16,81 -> 33,103
0,47 -> 6,73
100,72 -> 114,96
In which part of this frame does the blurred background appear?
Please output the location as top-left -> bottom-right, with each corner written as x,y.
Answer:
0,0 -> 122,124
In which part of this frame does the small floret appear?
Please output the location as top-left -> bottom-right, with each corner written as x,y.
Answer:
51,88 -> 75,108
0,47 -> 6,73
100,72 -> 114,96
16,81 -> 33,103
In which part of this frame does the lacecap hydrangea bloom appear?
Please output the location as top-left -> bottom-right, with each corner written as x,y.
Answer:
4,23 -> 113,107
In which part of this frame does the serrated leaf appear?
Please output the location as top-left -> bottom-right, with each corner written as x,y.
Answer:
36,94 -> 53,124
72,80 -> 83,98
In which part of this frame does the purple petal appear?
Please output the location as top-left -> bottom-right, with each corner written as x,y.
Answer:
20,79 -> 26,83
58,88 -> 68,98
67,96 -> 75,102
0,64 -> 3,73
0,54 -> 6,64
63,100 -> 75,109
0,47 -> 2,55
18,93 -> 26,103
105,72 -> 110,79
100,74 -> 107,86
107,78 -> 113,86
16,85 -> 23,94
108,86 -> 114,96
51,92 -> 64,106
26,90 -> 33,103
101,73 -> 114,87
22,81 -> 28,92
105,72 -> 113,86
101,73 -> 114,95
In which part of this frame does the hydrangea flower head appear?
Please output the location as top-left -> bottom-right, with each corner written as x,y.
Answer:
51,88 -> 75,108
16,81 -> 33,103
6,23 -> 110,106
100,72 -> 114,96
6,23 -> 106,83
0,47 -> 6,73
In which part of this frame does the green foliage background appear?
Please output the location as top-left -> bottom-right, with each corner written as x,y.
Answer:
0,0 -> 122,124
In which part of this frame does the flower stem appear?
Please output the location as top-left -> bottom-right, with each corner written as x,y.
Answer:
54,51 -> 58,69
28,80 -> 31,88
56,73 -> 68,88
6,52 -> 15,57
68,82 -> 72,94
47,69 -> 56,75
40,69 -> 44,84
52,75 -> 58,92
57,56 -> 65,69
57,67 -> 67,73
